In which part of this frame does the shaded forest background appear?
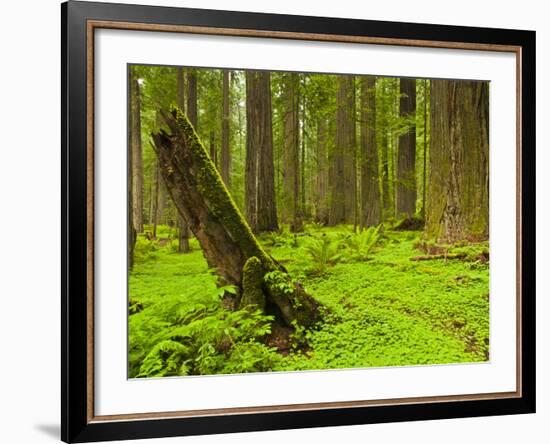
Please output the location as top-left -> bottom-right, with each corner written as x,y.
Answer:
127,65 -> 490,377
128,66 -> 489,249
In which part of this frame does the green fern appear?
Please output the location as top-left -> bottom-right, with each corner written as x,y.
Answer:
344,225 -> 381,260
129,272 -> 276,378
304,235 -> 342,275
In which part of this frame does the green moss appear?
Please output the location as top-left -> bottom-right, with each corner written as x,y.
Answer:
240,256 -> 266,310
170,107 -> 274,268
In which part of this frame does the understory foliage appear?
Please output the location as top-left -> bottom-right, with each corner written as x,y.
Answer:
129,224 -> 489,377
129,229 -> 280,378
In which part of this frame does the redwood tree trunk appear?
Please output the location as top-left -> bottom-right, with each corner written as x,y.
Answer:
130,69 -> 144,233
360,77 -> 382,228
329,75 -> 355,225
152,108 -> 321,327
176,68 -> 191,253
426,80 -> 489,243
128,70 -> 137,268
245,71 -> 259,231
380,94 -> 391,217
186,69 -> 198,128
396,78 -> 417,218
245,71 -> 278,233
221,70 -> 231,187
152,161 -> 160,239
315,117 -> 329,223
281,73 -> 302,231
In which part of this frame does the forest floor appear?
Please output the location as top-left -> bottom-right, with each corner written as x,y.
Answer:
128,224 -> 489,378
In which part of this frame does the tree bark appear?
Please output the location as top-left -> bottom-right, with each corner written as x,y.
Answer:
380,82 -> 391,216
186,69 -> 198,129
396,78 -> 417,218
128,70 -> 136,268
176,68 -> 191,253
245,72 -> 258,231
426,80 -> 489,243
360,77 -> 382,228
209,130 -> 217,167
152,108 -> 321,327
152,161 -> 160,239
329,75 -> 356,225
281,73 -> 302,231
300,75 -> 307,219
315,116 -> 329,223
421,79 -> 428,221
245,71 -> 278,233
130,69 -> 144,233
221,70 -> 231,187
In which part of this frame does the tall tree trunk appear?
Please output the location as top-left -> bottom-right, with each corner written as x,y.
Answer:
152,162 -> 160,239
426,80 -> 489,243
157,180 -> 165,225
245,71 -> 278,233
315,117 -> 329,223
256,72 -> 278,233
360,77 -> 382,228
128,70 -> 136,268
281,73 -> 302,231
300,76 -> 307,219
221,70 -> 231,187
176,68 -> 191,253
396,78 -> 417,218
421,79 -> 428,221
152,109 -> 321,327
130,69 -> 144,233
330,75 -> 355,225
345,77 -> 357,226
176,67 -> 185,112
245,72 -> 258,231
380,83 -> 391,216
209,130 -> 217,166
186,69 -> 198,129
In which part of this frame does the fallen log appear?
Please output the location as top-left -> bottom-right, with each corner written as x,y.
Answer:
151,108 -> 321,327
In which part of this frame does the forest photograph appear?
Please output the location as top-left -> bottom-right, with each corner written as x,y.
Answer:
127,64 -> 490,378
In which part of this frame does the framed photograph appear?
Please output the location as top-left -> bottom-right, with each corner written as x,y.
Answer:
62,1 -> 535,442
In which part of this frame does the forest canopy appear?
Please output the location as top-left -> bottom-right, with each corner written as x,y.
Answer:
128,65 -> 490,378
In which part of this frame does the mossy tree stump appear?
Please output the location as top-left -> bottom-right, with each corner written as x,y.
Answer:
151,108 -> 322,328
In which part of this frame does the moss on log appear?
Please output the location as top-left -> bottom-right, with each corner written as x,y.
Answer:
240,257 -> 265,310
151,108 -> 322,327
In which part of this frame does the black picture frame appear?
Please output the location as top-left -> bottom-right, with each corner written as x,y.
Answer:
62,1 -> 536,442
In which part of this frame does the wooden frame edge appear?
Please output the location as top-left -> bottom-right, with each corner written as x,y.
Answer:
72,10 -> 531,435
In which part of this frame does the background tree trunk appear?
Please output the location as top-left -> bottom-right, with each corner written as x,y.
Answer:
130,69 -> 144,233
343,76 -> 357,225
245,71 -> 278,233
421,79 -> 429,221
256,73 -> 279,233
152,108 -> 321,327
360,77 -> 382,228
380,91 -> 391,217
245,71 -> 259,231
281,73 -> 302,231
176,68 -> 191,253
221,70 -> 231,187
128,70 -> 137,268
396,78 -> 417,218
315,117 -> 329,223
186,69 -> 198,128
152,161 -> 160,239
209,130 -> 217,166
329,75 -> 355,225
426,80 -> 489,243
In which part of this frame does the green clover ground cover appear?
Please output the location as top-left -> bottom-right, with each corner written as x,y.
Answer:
128,225 -> 489,378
